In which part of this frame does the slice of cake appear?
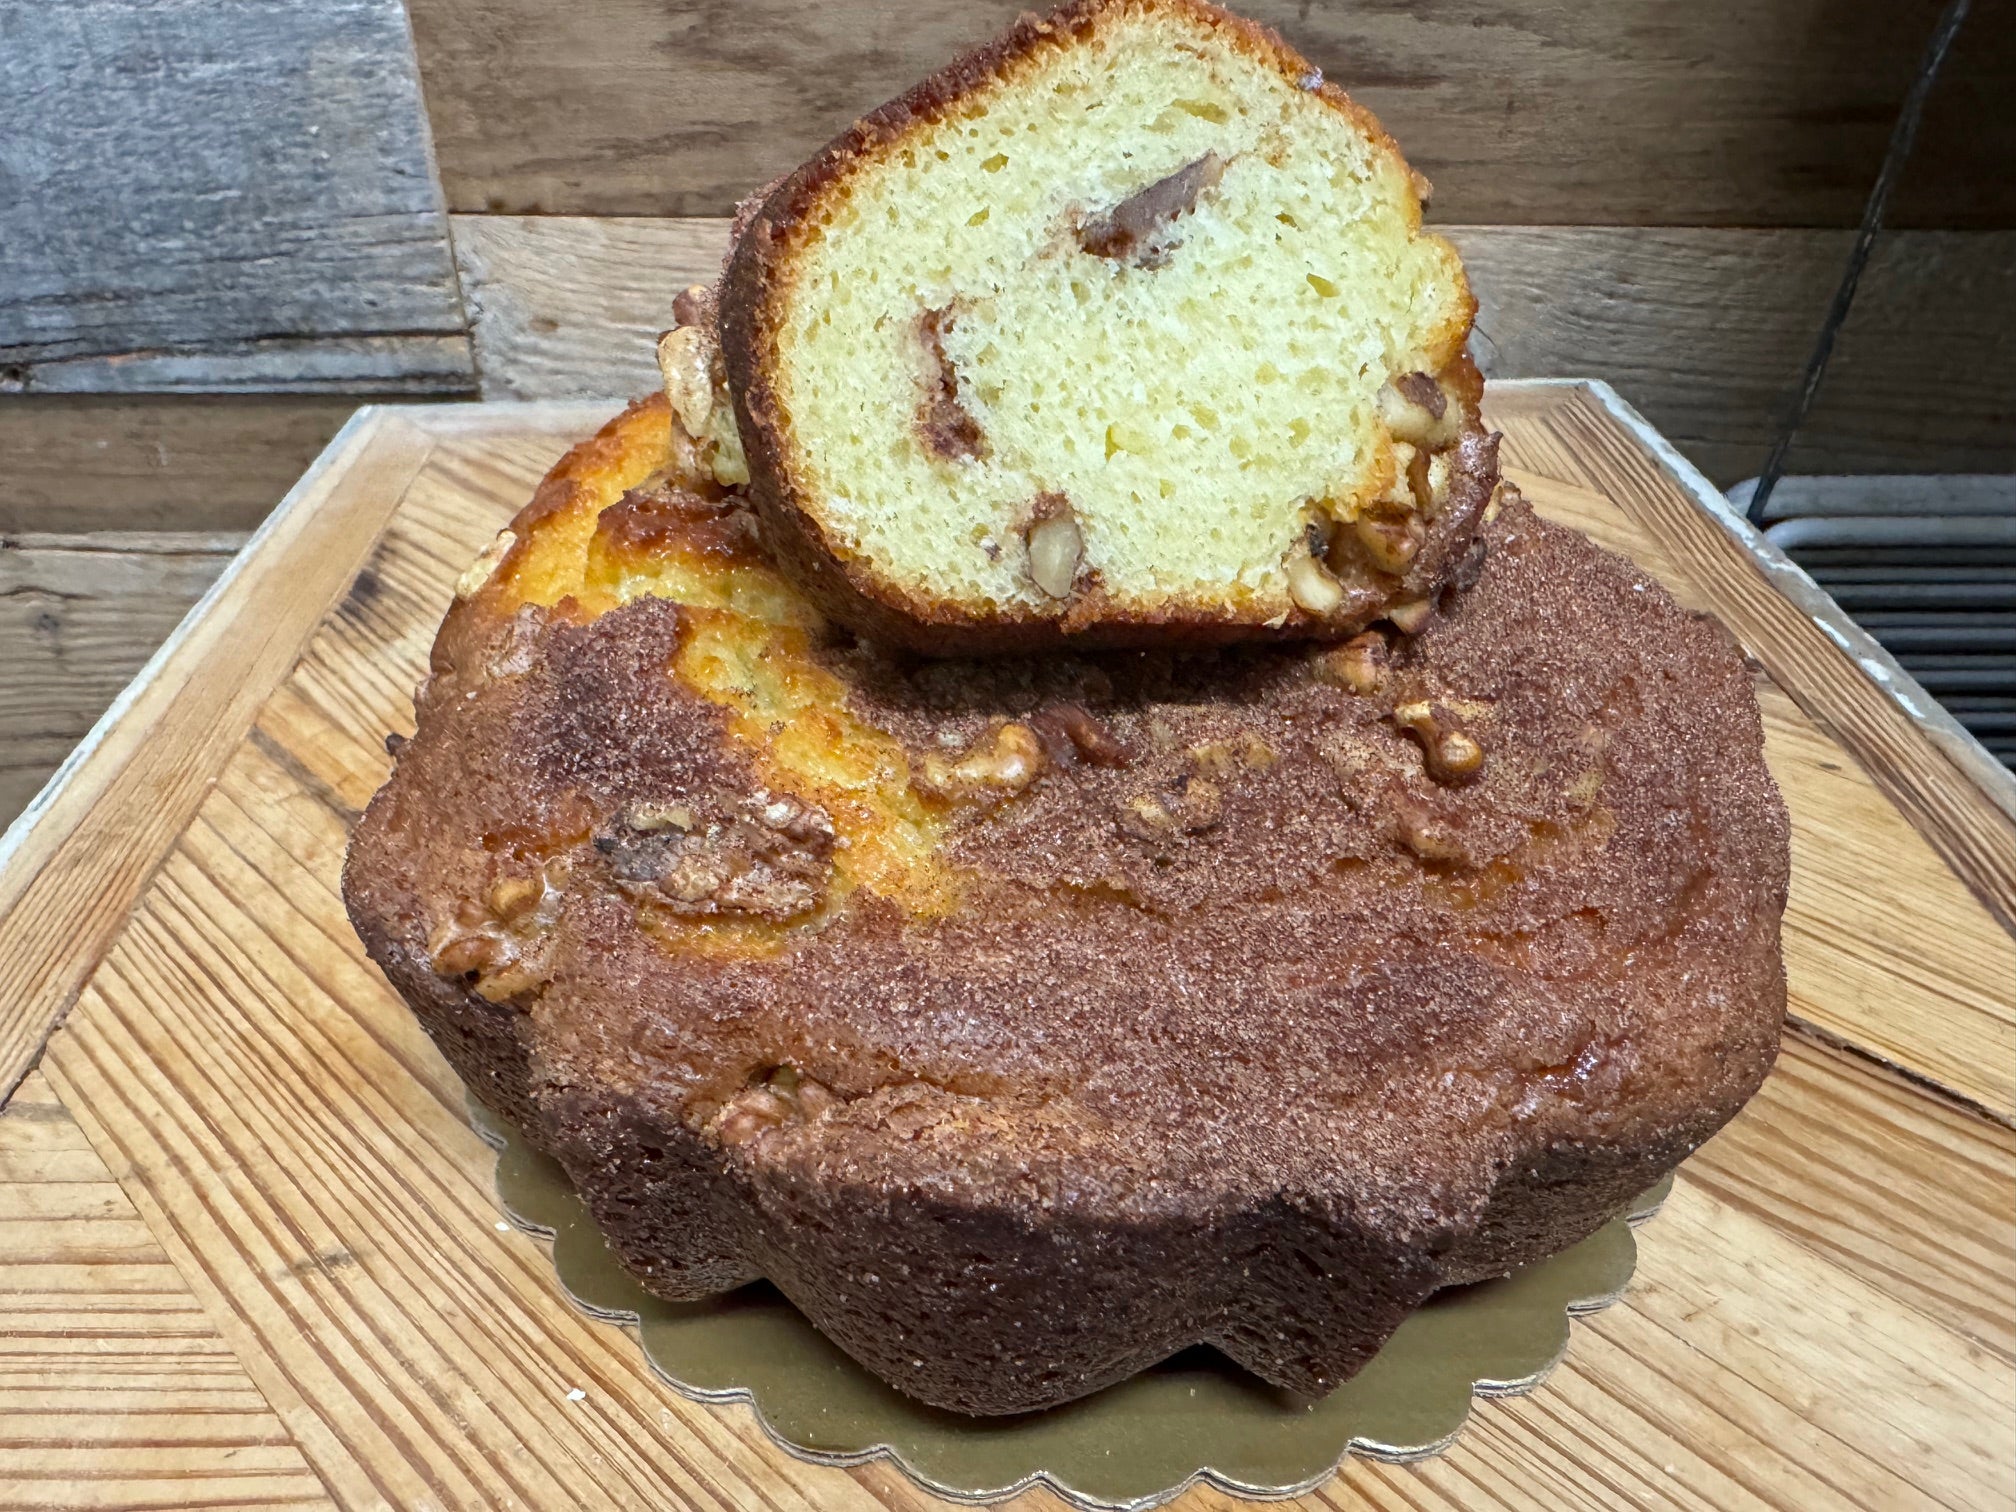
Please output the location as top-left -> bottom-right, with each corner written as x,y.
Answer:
718,0 -> 1496,655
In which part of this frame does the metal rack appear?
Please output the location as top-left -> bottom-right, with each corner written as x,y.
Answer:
1729,475 -> 2016,768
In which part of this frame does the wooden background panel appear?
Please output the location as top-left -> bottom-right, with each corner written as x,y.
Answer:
1460,228 -> 2016,483
0,533 -> 244,829
1797,231 -> 2016,475
0,398 -> 373,536
0,0 -> 474,395
449,215 -> 2016,484
404,0 -> 2016,227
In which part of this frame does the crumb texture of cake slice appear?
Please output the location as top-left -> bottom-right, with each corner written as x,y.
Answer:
721,0 -> 1492,654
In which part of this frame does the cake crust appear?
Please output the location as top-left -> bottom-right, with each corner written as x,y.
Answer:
343,395 -> 1790,1416
718,0 -> 1494,656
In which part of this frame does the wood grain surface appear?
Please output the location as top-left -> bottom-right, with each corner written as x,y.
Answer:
0,413 -> 433,1104
0,533 -> 242,828
2,390 -> 2010,1509
404,0 -> 2016,228
0,396 -> 394,535
0,1070 -> 330,1510
450,215 -> 2016,486
0,0 -> 473,395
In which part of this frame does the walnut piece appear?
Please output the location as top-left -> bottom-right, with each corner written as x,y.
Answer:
1317,631 -> 1389,695
713,1065 -> 844,1148
1393,794 -> 1466,862
1378,372 -> 1460,449
656,325 -> 715,437
1030,702 -> 1132,768
598,791 -> 835,920
427,857 -> 569,1001
1117,774 -> 1222,840
1352,510 -> 1424,574
1286,551 -> 1344,614
1079,152 -> 1226,265
1188,730 -> 1275,778
916,722 -> 1047,804
1387,598 -> 1433,635
917,306 -> 986,462
1026,505 -> 1083,600
1394,701 -> 1486,785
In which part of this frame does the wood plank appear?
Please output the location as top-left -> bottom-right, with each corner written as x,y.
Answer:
405,0 -> 2016,228
0,411 -> 435,1105
453,217 -> 728,401
449,216 -> 2016,485
0,1071 -> 332,1512
10,390 -> 2013,1507
1457,229 -> 2016,484
0,0 -> 473,394
0,396 -> 397,535
1796,230 -> 2016,477
0,533 -> 243,831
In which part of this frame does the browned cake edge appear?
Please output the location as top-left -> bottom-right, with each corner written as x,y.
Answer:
718,0 -> 1495,657
342,396 -> 1788,1417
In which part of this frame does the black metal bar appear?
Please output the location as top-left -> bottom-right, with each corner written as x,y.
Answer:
1743,0 -> 1975,526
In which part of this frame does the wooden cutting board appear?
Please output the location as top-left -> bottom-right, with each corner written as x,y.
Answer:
1,382 -> 2011,1512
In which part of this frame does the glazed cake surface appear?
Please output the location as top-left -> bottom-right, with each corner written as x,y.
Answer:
343,393 -> 1790,1416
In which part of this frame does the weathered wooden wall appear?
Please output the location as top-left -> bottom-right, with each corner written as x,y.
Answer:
0,532 -> 246,825
450,216 -> 2016,487
0,0 -> 473,395
3,0 -> 2013,831
404,0 -> 2016,227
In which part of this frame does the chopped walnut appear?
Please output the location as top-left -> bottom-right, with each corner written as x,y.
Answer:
1030,703 -> 1132,768
1378,372 -> 1460,449
455,529 -> 517,601
623,799 -> 695,833
1406,445 -> 1438,514
1188,731 -> 1275,778
1117,773 -> 1222,840
917,306 -> 986,462
1286,550 -> 1345,613
427,857 -> 569,1001
1317,631 -> 1389,695
1026,508 -> 1083,600
1387,598 -> 1434,635
1079,152 -> 1226,265
487,874 -> 544,922
671,283 -> 714,329
598,791 -> 834,920
1392,794 -> 1466,862
713,1065 -> 844,1148
1351,510 -> 1424,574
1394,701 -> 1486,785
656,325 -> 715,437
916,722 -> 1046,804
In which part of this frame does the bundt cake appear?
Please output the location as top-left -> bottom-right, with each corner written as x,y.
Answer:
717,0 -> 1495,655
342,392 -> 1790,1416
